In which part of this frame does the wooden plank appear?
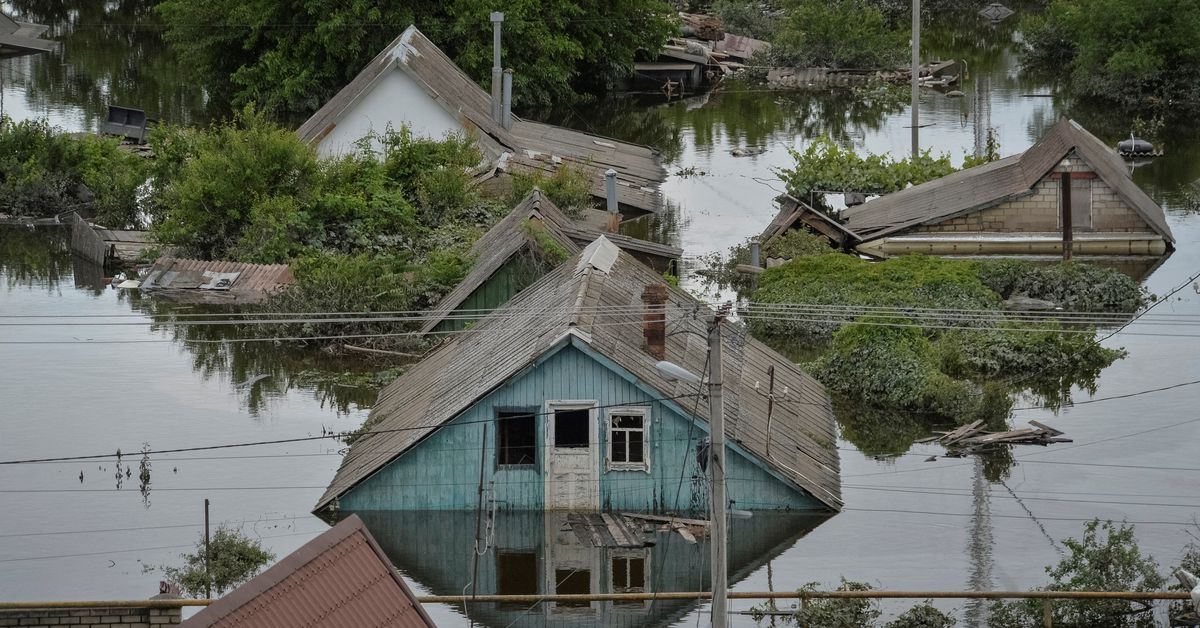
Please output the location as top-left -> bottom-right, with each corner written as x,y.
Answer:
621,512 -> 711,527
1028,420 -> 1064,437
672,523 -> 698,544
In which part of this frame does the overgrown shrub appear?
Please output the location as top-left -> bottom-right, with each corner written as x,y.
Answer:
506,163 -> 593,217
977,259 -> 1150,312
0,117 -> 147,227
770,0 -> 906,70
149,525 -> 275,598
987,520 -> 1165,628
764,228 -> 836,259
712,0 -> 780,40
887,601 -> 957,628
777,136 -> 958,198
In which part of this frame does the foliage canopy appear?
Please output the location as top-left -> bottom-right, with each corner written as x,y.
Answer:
1020,0 -> 1200,112
152,525 -> 275,598
156,0 -> 677,117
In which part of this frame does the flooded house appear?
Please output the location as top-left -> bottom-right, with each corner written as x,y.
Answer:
358,509 -> 828,628
421,189 -> 682,333
316,237 -> 841,515
762,118 -> 1175,265
182,514 -> 435,627
296,25 -> 667,218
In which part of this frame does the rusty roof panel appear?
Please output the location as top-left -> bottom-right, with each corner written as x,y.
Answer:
140,257 -> 295,305
181,514 -> 434,628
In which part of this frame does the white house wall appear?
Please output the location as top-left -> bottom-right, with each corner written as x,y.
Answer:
316,69 -> 466,158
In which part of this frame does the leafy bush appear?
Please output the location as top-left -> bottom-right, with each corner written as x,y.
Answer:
777,136 -> 959,198
770,0 -> 907,70
764,228 -> 836,259
987,520 -> 1165,628
976,259 -> 1150,312
0,117 -> 147,227
712,0 -> 780,40
752,254 -> 1136,421
506,163 -> 593,217
887,601 -> 956,628
150,525 -> 275,598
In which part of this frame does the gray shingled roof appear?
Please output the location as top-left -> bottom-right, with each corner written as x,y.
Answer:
0,12 -> 56,59
296,26 -> 666,213
420,190 -> 682,333
317,238 -> 841,512
842,118 -> 1175,243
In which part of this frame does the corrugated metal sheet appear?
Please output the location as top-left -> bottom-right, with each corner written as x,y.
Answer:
841,118 -> 1175,243
296,25 -> 666,214
140,257 -> 294,304
317,238 -> 842,513
181,515 -> 434,628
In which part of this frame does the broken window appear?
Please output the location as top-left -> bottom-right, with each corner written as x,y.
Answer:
609,410 -> 648,469
497,410 -> 536,466
554,408 -> 590,448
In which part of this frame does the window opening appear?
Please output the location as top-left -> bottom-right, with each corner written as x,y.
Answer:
554,408 -> 589,448
498,410 -> 536,465
496,551 -> 538,608
555,568 -> 591,608
610,413 -> 647,468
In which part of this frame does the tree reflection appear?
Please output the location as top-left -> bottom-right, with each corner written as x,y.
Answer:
3,0 -> 213,127
0,224 -> 70,289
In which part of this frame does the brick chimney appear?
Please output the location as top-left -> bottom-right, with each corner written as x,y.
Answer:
642,284 -> 667,360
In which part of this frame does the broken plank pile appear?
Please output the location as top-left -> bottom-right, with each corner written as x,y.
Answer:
623,513 -> 710,544
919,420 -> 1071,455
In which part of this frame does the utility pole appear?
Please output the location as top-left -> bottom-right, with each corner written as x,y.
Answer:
911,0 -> 921,158
490,12 -> 504,125
204,498 -> 211,599
709,315 -> 728,628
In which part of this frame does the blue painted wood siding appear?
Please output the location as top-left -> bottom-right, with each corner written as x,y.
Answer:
339,343 -> 825,512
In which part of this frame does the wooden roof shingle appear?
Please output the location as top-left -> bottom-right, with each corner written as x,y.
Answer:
317,238 -> 841,513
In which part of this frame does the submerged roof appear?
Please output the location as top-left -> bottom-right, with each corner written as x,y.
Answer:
140,257 -> 294,304
841,118 -> 1174,243
318,237 -> 841,512
296,25 -> 666,213
181,514 -> 435,628
420,190 -> 682,333
0,13 -> 56,59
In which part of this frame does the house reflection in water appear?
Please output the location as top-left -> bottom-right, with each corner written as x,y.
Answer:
354,510 -> 829,627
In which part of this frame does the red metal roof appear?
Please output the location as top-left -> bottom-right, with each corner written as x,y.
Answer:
181,515 -> 435,628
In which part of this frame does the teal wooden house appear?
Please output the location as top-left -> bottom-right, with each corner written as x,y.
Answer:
420,190 -> 682,334
316,238 -> 841,515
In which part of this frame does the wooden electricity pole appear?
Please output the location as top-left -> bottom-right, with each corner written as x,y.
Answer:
911,0 -> 921,157
709,315 -> 728,628
204,498 -> 211,599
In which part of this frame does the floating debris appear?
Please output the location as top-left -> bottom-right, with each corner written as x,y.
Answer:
1117,134 -> 1162,158
979,3 -> 1015,22
919,419 -> 1071,455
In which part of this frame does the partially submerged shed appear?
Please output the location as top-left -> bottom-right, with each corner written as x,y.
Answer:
296,25 -> 667,217
317,237 -> 841,514
70,218 -> 151,267
421,190 -> 682,334
139,258 -> 294,304
181,514 -> 435,628
763,119 -> 1175,258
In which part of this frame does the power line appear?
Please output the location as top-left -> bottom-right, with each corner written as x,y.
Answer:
0,394 -> 704,465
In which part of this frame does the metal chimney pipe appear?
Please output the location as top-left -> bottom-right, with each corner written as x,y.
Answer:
605,169 -> 620,233
501,69 -> 513,130
490,12 -> 504,125
750,239 -> 761,267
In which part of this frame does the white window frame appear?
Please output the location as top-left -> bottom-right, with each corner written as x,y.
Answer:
606,407 -> 650,472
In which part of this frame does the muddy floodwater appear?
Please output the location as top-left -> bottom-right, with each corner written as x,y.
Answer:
3,1 -> 1200,626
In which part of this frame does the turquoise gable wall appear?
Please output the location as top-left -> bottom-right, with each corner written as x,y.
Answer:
339,340 -> 825,512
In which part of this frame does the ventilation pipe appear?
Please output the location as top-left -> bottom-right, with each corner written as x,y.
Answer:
605,169 -> 620,233
642,284 -> 668,360
490,12 -> 504,125
501,69 -> 513,131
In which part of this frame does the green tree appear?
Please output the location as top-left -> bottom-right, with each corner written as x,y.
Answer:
770,0 -> 907,69
153,526 -> 275,598
1020,0 -> 1200,112
988,520 -> 1166,628
157,0 -> 676,117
